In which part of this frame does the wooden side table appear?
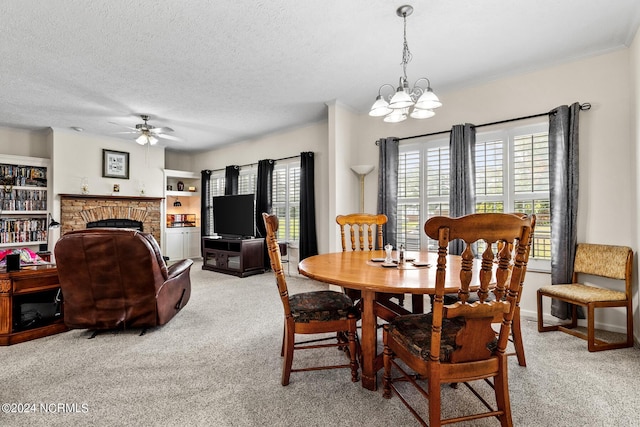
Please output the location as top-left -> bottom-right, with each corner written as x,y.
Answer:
0,265 -> 67,345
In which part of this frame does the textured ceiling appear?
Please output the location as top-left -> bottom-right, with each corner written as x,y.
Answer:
1,0 -> 639,152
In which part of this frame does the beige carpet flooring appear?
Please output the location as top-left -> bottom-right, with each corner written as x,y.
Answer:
2,267 -> 640,426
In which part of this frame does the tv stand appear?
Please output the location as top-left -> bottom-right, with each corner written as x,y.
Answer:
202,237 -> 265,277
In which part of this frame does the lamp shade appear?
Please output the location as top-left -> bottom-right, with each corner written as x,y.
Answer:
384,108 -> 408,123
350,164 -> 375,176
369,95 -> 392,117
389,88 -> 414,109
414,88 -> 442,110
410,108 -> 435,119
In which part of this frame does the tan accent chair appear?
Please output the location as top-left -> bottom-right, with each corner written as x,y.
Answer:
537,243 -> 633,351
382,213 -> 534,427
263,213 -> 359,385
55,228 -> 192,332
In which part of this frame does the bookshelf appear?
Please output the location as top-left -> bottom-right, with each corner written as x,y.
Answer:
0,155 -> 51,249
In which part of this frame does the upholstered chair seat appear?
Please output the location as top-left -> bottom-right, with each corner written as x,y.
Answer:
385,313 -> 498,363
289,291 -> 356,323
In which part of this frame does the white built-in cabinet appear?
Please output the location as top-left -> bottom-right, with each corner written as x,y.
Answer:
162,169 -> 201,260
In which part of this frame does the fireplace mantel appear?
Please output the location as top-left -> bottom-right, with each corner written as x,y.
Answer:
59,194 -> 163,245
59,194 -> 164,202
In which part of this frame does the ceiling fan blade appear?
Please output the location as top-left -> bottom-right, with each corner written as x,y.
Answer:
149,126 -> 174,134
113,130 -> 139,134
157,133 -> 182,141
108,121 -> 138,131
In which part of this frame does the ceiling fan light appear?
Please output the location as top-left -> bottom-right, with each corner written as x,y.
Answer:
149,136 -> 158,145
369,95 -> 392,117
389,88 -> 414,109
136,134 -> 148,145
383,108 -> 408,123
410,108 -> 435,119
414,89 -> 442,110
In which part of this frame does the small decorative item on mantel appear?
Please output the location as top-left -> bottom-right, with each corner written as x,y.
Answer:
113,184 -> 120,194
81,177 -> 89,194
177,181 -> 184,191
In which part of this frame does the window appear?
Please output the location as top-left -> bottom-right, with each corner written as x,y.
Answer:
272,161 -> 300,242
238,169 -> 256,195
397,123 -> 550,267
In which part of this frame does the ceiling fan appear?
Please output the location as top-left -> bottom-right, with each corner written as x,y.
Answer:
111,115 -> 180,145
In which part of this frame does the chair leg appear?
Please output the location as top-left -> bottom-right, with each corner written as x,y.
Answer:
428,372 -> 442,427
348,314 -> 359,382
587,303 -> 597,352
280,322 -> 285,357
626,301 -> 634,347
281,323 -> 295,386
382,333 -> 393,399
494,356 -> 513,427
511,308 -> 526,366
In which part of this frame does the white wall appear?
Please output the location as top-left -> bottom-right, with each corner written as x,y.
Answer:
0,126 -> 50,158
327,101 -> 363,251
631,28 -> 640,340
50,129 -> 165,198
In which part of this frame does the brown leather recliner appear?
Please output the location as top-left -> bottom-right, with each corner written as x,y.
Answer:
54,228 -> 193,330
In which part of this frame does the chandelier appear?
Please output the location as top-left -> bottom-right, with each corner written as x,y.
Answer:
369,5 -> 442,123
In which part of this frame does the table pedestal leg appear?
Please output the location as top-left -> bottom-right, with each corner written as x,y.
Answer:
360,289 -> 377,391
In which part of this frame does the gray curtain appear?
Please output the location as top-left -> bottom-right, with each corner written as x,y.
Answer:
376,137 -> 399,248
549,103 -> 580,319
449,123 -> 476,255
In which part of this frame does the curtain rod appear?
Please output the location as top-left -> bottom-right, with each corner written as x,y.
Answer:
376,102 -> 591,143
210,154 -> 301,173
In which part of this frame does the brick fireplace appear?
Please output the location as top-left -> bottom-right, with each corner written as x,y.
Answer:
59,194 -> 163,245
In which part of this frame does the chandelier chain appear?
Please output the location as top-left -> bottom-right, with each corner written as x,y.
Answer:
401,13 -> 412,81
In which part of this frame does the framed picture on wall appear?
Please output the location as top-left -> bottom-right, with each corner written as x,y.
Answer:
102,149 -> 129,179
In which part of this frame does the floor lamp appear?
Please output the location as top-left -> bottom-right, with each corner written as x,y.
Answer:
350,165 -> 375,213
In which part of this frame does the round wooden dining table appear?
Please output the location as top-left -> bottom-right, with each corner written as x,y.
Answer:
298,249 -> 470,391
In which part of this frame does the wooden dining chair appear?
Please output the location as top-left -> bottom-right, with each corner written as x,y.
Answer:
336,213 -> 405,308
382,213 -> 534,427
537,243 -> 633,351
441,213 -> 535,367
262,213 -> 359,385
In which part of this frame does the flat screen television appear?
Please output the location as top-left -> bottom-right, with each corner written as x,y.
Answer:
212,194 -> 255,239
